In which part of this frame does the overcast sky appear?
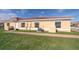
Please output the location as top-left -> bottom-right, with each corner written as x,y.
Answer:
0,9 -> 78,21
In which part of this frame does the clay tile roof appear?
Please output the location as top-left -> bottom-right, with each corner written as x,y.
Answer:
16,16 -> 74,21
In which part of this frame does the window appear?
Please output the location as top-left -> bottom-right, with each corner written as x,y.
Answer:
55,21 -> 61,28
35,21 -> 39,28
21,23 -> 25,27
7,23 -> 10,26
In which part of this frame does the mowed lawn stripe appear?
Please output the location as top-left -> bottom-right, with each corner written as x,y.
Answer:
0,32 -> 79,50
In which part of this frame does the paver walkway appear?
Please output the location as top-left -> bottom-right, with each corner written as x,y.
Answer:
5,31 -> 79,39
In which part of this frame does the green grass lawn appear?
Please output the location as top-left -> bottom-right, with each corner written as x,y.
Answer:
0,29 -> 79,50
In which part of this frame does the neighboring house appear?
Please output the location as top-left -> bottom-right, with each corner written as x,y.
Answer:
4,16 -> 74,32
0,23 -> 4,29
0,23 -> 3,27
0,20 -> 4,29
71,21 -> 79,32
71,21 -> 79,27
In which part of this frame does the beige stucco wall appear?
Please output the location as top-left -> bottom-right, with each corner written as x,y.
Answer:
39,21 -> 56,32
61,20 -> 71,32
16,21 -> 35,30
4,22 -> 16,30
4,22 -> 8,30
77,24 -> 79,27
4,20 -> 71,32
7,21 -> 56,32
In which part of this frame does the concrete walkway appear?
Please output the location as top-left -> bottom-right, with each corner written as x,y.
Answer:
6,31 -> 79,38
5,31 -> 79,39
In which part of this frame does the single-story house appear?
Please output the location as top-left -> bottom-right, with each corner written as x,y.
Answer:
4,16 -> 74,32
